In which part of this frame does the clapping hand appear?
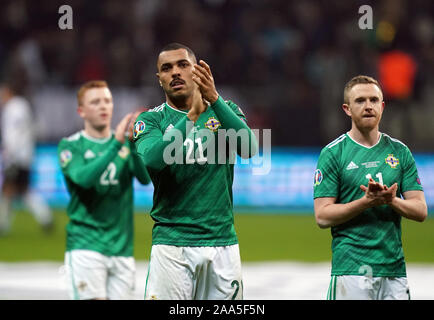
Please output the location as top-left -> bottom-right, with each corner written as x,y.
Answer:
360,178 -> 398,206
115,113 -> 134,144
192,60 -> 219,105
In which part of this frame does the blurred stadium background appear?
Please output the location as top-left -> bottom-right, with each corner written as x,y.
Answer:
0,0 -> 434,299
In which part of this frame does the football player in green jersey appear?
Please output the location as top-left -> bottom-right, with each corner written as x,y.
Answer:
58,80 -> 150,300
314,75 -> 427,300
133,43 -> 258,300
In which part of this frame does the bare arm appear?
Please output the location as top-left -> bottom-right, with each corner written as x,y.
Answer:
389,190 -> 427,222
314,197 -> 372,229
314,178 -> 392,229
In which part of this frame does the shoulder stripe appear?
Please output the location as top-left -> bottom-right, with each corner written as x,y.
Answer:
326,134 -> 346,149
383,133 -> 407,147
65,132 -> 81,141
149,103 -> 165,113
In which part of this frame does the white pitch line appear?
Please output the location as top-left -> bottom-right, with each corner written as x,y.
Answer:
0,261 -> 433,300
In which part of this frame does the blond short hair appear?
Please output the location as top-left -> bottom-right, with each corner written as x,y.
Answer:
343,75 -> 382,104
77,80 -> 108,105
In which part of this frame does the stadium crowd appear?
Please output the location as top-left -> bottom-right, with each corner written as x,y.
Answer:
0,0 -> 433,150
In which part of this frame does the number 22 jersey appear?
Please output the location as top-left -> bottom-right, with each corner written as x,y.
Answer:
58,131 -> 150,257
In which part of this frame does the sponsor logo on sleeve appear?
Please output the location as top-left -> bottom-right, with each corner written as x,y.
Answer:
133,120 -> 146,139
314,169 -> 323,186
60,150 -> 72,167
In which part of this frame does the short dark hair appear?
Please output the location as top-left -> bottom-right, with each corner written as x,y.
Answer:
343,75 -> 383,104
159,42 -> 197,63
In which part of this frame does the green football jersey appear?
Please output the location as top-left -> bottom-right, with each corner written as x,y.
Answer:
58,131 -> 150,257
133,97 -> 254,247
314,132 -> 423,277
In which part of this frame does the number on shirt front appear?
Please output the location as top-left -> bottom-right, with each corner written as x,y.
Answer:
366,172 -> 383,185
100,162 -> 119,185
184,138 -> 207,164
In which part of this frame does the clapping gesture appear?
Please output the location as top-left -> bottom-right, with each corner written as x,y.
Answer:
115,113 -> 134,144
192,60 -> 219,105
360,178 -> 398,206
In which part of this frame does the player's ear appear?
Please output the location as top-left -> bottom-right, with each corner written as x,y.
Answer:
77,105 -> 85,119
342,104 -> 352,117
156,73 -> 162,87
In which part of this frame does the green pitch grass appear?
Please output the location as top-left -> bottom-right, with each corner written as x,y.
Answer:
0,210 -> 433,263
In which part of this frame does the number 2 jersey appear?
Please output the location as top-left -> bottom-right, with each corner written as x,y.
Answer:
313,132 -> 423,277
133,97 -> 257,247
58,131 -> 150,257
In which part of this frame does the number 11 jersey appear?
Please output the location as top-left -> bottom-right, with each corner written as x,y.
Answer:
313,133 -> 423,277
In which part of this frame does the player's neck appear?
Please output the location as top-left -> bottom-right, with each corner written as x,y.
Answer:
348,127 -> 380,147
83,124 -> 111,140
166,95 -> 193,111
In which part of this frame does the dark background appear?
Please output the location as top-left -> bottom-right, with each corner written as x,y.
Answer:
1,0 -> 433,150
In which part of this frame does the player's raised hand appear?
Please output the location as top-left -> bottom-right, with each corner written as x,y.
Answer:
192,60 -> 219,104
115,112 -> 133,144
187,87 -> 207,122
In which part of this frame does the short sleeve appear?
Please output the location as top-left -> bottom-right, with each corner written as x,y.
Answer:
313,148 -> 340,199
400,146 -> 423,193
58,139 -> 80,174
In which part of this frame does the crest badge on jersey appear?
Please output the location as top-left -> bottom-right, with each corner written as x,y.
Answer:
314,169 -> 323,186
60,150 -> 72,168
133,120 -> 146,139
385,154 -> 399,169
204,117 -> 221,132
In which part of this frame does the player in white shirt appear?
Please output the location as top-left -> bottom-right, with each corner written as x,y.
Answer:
0,79 -> 53,236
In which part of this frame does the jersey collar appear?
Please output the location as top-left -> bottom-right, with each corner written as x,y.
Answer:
345,132 -> 383,149
164,102 -> 188,114
81,130 -> 113,144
